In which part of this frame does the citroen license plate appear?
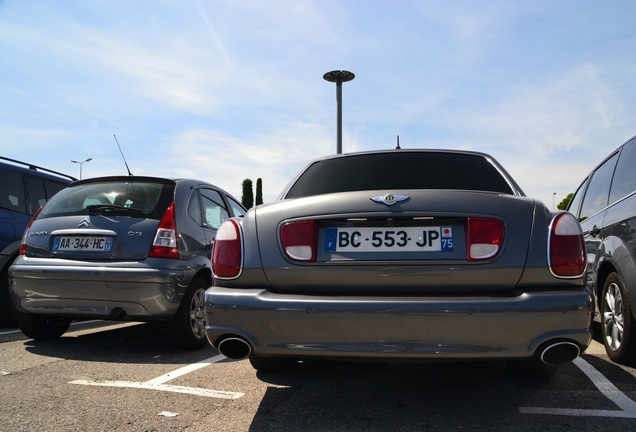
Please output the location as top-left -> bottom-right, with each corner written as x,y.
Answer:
53,236 -> 113,251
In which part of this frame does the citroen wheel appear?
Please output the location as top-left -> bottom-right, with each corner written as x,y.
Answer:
16,311 -> 71,340
168,277 -> 208,351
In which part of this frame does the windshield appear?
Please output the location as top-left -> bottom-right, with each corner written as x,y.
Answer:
39,180 -> 175,220
284,152 -> 515,199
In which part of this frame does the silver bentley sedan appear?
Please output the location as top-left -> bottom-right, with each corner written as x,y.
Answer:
204,149 -> 592,378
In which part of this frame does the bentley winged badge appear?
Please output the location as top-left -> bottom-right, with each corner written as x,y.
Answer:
370,193 -> 409,206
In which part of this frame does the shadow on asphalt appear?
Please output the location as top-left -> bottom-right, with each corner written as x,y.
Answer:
19,321 -> 219,364
247,356 -> 636,431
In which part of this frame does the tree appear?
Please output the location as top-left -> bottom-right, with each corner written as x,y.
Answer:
241,179 -> 254,210
255,178 -> 263,205
557,193 -> 573,211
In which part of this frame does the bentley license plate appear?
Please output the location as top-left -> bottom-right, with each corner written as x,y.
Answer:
324,227 -> 453,252
53,236 -> 113,251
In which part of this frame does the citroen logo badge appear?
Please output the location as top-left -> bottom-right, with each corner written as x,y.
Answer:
370,193 -> 409,206
78,218 -> 90,228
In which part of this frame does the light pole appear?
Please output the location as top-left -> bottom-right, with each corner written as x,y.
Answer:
71,158 -> 92,180
323,70 -> 355,154
553,192 -> 556,210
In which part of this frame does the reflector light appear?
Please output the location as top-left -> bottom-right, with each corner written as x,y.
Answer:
285,246 -> 313,260
212,219 -> 242,278
280,220 -> 318,262
149,203 -> 179,259
467,218 -> 505,260
549,212 -> 585,277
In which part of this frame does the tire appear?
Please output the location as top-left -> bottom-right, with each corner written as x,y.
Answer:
601,272 -> 636,364
16,311 -> 71,340
248,354 -> 298,373
0,264 -> 18,327
167,277 -> 208,351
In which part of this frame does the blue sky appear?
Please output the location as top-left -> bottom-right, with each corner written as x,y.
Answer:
1,1 -> 635,207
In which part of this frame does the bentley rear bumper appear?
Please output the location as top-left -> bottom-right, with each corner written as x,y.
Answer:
204,287 -> 593,361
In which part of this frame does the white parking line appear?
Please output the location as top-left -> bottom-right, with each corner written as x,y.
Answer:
69,354 -> 244,399
145,354 -> 226,385
69,379 -> 243,399
520,356 -> 636,418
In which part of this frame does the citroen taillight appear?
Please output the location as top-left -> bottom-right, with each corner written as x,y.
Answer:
19,206 -> 43,255
466,217 -> 505,261
549,212 -> 585,277
149,203 -> 179,259
212,219 -> 242,278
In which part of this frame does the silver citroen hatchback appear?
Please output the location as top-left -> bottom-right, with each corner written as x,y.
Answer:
9,176 -> 245,350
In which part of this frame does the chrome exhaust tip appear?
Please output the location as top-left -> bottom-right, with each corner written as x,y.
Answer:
217,337 -> 252,360
540,341 -> 580,366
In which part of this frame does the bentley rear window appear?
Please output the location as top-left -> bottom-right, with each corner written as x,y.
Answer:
284,152 -> 515,199
38,180 -> 175,220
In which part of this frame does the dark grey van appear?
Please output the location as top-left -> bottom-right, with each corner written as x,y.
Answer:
567,133 -> 636,364
0,156 -> 75,326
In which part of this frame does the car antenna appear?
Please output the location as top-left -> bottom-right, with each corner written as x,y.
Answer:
396,135 -> 401,150
113,134 -> 133,176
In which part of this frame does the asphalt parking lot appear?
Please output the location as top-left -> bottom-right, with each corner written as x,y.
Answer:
2,321 -> 636,431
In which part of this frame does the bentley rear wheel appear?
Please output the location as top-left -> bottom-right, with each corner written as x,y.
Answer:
248,354 -> 298,373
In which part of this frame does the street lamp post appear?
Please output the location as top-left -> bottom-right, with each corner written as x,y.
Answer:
71,158 -> 92,180
553,192 -> 556,211
323,70 -> 355,154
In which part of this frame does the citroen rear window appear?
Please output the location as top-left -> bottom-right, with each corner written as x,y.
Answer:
284,152 -> 515,199
38,180 -> 175,220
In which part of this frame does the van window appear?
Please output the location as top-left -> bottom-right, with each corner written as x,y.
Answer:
579,152 -> 619,220
0,168 -> 26,213
44,181 -> 67,201
26,176 -> 47,214
609,138 -> 636,205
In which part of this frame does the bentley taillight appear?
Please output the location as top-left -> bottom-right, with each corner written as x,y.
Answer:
212,219 -> 242,278
149,203 -> 179,259
549,212 -> 585,278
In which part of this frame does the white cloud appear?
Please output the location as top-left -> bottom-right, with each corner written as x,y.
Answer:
463,64 -> 619,155
2,0 -> 636,213
167,123 -> 337,202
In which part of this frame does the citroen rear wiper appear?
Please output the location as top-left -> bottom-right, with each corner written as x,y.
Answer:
86,204 -> 144,214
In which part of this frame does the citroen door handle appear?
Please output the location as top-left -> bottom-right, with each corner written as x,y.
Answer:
589,226 -> 601,237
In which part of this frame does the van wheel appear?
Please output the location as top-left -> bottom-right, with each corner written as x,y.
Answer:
16,311 -> 71,340
0,265 -> 18,327
601,272 -> 636,364
168,277 -> 208,351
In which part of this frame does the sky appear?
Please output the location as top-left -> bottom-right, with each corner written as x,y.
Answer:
1,0 -> 636,208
